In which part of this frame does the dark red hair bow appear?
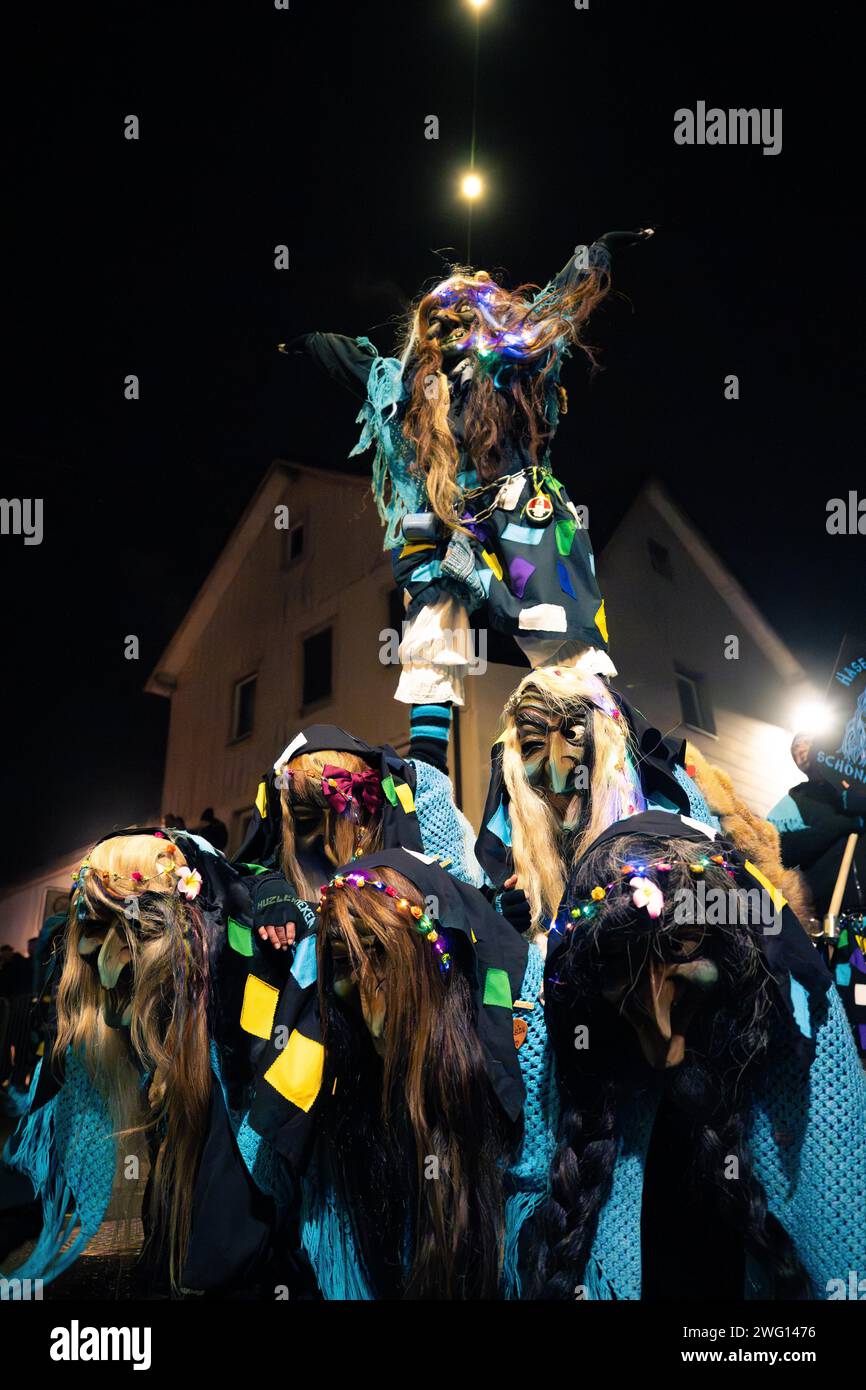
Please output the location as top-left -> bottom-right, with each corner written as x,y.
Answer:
321,765 -> 384,817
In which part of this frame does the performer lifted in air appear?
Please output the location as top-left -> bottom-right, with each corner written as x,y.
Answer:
280,229 -> 653,769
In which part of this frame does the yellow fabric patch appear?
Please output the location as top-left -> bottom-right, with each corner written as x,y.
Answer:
594,600 -> 609,644
482,550 -> 503,582
744,860 -> 788,914
395,782 -> 416,814
399,542 -> 436,559
240,974 -> 279,1040
255,779 -> 268,819
264,1030 -> 325,1111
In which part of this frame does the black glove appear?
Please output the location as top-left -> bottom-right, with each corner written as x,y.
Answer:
496,885 -> 533,936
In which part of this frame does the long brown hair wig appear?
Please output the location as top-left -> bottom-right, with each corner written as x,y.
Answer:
278,749 -> 384,899
315,865 -> 516,1298
399,262 -> 610,530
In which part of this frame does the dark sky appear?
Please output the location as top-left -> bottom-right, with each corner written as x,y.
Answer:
1,0 -> 862,886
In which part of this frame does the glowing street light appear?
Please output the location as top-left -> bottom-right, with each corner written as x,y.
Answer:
791,699 -> 836,737
468,0 -> 489,9
461,172 -> 483,199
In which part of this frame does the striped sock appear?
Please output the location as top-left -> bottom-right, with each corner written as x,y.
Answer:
409,703 -> 452,773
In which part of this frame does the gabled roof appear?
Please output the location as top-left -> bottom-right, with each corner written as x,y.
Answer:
621,479 -> 806,686
145,460 -> 368,696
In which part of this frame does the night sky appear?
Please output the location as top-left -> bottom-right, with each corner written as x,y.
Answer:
1,0 -> 862,886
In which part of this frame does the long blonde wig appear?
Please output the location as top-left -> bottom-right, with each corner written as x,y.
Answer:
500,669 -> 644,932
56,833 -> 213,1290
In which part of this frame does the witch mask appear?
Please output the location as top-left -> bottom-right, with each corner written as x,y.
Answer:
514,690 -> 592,828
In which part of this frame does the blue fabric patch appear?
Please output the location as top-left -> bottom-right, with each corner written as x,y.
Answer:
291,934 -> 319,989
557,561 -> 576,598
501,523 -> 545,546
409,560 -> 442,585
836,963 -> 852,989
789,978 -> 812,1039
589,552 -> 595,575
477,567 -> 494,594
486,799 -> 512,848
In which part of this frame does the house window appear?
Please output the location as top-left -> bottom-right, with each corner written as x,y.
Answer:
282,521 -> 305,568
302,627 -> 333,708
676,668 -> 716,736
648,538 -> 673,579
232,673 -> 257,740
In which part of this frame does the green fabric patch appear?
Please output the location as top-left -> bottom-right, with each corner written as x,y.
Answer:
555,519 -> 576,556
381,775 -> 398,806
837,928 -> 849,949
228,917 -> 254,957
238,862 -> 270,876
483,966 -> 513,1010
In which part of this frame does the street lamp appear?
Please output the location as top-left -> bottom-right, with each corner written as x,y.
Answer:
461,172 -> 483,199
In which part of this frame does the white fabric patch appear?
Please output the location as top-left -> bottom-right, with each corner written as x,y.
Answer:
273,730 -> 308,772
680,815 -> 719,839
518,604 -> 568,633
496,475 -> 526,512
405,849 -> 439,865
855,983 -> 866,1006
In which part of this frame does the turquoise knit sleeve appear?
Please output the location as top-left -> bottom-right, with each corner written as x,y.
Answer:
748,985 -> 866,1298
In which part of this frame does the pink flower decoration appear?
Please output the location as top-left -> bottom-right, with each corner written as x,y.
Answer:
176,868 -> 203,900
131,872 -> 143,883
629,876 -> 664,920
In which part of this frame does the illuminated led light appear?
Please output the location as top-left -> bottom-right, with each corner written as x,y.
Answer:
461,172 -> 483,199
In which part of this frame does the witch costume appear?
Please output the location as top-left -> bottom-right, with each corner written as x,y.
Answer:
286,231 -> 652,704
2,829 -> 294,1294
476,687 -> 720,900
541,810 -> 866,1300
245,848 -> 557,1299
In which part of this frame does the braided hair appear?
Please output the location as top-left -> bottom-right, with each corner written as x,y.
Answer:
534,833 -> 812,1300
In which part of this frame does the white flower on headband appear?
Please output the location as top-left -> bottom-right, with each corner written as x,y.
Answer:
629,876 -> 664,920
176,868 -> 203,900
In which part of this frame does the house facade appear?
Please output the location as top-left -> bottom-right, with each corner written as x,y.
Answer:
146,464 -> 813,846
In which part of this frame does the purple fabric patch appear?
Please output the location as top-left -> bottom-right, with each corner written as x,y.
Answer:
851,946 -> 866,974
859,1024 -> 866,1052
557,560 -> 576,599
509,555 -> 536,599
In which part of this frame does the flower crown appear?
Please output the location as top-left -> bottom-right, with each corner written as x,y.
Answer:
318,870 -> 451,974
73,835 -> 203,910
561,850 -> 734,931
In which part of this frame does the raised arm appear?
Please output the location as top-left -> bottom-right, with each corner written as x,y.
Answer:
277,331 -> 377,400
547,227 -> 655,298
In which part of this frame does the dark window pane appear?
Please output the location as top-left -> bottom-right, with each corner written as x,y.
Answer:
303,628 -> 332,706
648,538 -> 673,579
235,676 -> 257,738
676,671 -> 716,736
677,674 -> 701,728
